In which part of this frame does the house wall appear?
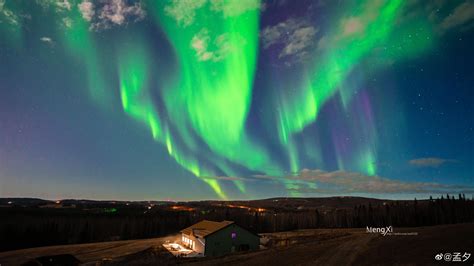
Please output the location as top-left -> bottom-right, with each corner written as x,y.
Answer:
204,224 -> 259,257
182,233 -> 205,254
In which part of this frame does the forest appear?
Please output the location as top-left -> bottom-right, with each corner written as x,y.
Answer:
1,195 -> 473,252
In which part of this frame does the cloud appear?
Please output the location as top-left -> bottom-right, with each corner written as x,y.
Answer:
165,0 -> 206,27
62,17 -> 72,28
341,17 -> 364,36
400,0 -> 474,35
316,1 -> 384,52
409,157 -> 458,168
0,0 -> 19,26
78,0 -> 94,22
56,0 -> 72,11
56,0 -> 71,11
254,169 -> 474,194
33,1 -> 73,29
190,28 -> 235,62
97,0 -> 145,27
77,0 -> 145,30
40,36 -> 54,45
261,18 -> 318,62
439,1 -> 474,31
280,25 -> 317,58
35,0 -> 71,12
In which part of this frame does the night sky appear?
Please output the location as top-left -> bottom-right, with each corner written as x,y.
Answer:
0,0 -> 473,200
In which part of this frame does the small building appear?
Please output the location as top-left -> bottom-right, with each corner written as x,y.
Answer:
180,220 -> 259,257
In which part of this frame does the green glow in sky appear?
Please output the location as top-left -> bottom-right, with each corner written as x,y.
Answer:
271,0 -> 435,179
160,1 -> 277,172
117,40 -> 162,140
277,1 -> 405,143
146,0 -> 282,196
117,36 -> 227,197
0,0 -> 23,47
61,5 -> 110,108
0,0 -> 443,199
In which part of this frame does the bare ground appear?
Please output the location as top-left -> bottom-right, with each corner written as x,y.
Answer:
0,234 -> 178,265
1,224 -> 473,266
188,224 -> 474,266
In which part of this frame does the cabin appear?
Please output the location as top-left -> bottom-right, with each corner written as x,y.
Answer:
180,220 -> 259,257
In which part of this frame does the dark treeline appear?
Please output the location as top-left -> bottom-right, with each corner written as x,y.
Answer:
243,194 -> 474,232
1,195 -> 473,252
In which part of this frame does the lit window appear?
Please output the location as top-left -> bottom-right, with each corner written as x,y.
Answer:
231,232 -> 237,239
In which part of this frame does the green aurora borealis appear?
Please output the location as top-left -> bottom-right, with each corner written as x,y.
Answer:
1,0 -> 473,200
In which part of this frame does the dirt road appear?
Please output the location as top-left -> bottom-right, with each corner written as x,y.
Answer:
0,234 -> 178,265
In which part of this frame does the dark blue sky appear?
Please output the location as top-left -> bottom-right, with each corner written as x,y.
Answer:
0,0 -> 473,200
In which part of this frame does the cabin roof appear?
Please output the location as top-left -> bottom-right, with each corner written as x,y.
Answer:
180,220 -> 234,238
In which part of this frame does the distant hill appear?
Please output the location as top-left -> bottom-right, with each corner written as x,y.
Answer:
0,198 -> 53,206
0,198 -> 169,207
195,196 -> 410,211
0,196 -> 417,210
237,196 -> 394,209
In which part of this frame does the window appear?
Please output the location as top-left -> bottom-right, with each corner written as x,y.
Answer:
231,232 -> 237,239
